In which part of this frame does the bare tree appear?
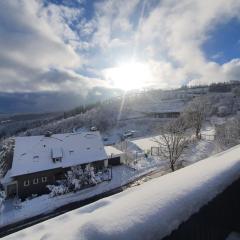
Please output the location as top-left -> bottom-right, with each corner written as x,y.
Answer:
153,119 -> 189,172
183,97 -> 208,139
215,117 -> 240,149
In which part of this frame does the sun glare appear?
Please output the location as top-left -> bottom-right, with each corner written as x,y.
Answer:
105,61 -> 152,91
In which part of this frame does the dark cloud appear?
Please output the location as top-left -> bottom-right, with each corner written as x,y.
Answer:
0,87 -> 122,113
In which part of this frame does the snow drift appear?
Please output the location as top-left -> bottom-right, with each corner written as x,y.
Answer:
3,145 -> 240,240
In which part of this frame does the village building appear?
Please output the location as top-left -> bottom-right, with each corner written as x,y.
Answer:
104,146 -> 126,166
3,131 -> 109,199
146,111 -> 180,118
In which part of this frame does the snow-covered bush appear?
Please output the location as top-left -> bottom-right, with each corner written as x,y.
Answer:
217,106 -> 231,117
13,197 -> 22,209
47,166 -> 108,197
66,166 -> 99,190
0,190 -> 6,213
47,185 -> 69,198
0,138 -> 14,177
215,117 -> 240,149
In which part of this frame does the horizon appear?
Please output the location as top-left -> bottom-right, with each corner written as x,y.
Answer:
1,0 -> 240,112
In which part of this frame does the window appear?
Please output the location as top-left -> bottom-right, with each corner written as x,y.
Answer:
24,180 -> 30,187
151,147 -> 160,156
42,177 -> 47,183
33,178 -> 39,184
53,157 -> 62,162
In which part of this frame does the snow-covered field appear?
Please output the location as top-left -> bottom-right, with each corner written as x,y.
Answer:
4,144 -> 240,240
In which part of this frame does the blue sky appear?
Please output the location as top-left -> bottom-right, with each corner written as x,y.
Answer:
203,18 -> 240,64
0,0 -> 240,100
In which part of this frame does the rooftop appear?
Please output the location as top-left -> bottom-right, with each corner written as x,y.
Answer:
11,132 -> 107,177
104,146 -> 124,157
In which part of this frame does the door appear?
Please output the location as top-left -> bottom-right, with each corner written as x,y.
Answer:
7,183 -> 17,198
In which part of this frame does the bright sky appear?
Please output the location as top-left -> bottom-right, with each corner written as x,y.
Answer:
1,0 -> 240,94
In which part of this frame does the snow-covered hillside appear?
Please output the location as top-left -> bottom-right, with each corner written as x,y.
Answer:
1,86 -> 239,145
4,144 -> 240,240
9,91 -> 188,140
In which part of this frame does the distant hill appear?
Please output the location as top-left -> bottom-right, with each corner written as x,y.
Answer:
0,87 -> 123,114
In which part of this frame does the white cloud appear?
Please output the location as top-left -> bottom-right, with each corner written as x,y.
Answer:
0,0 -> 102,92
1,0 -> 240,94
136,0 -> 240,87
87,0 -> 240,89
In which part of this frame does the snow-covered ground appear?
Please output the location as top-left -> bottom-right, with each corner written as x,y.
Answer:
124,125 -> 219,167
182,140 -> 218,165
0,122 -> 219,229
4,143 -> 240,240
102,117 -> 163,145
0,164 -> 160,228
0,120 -> 221,232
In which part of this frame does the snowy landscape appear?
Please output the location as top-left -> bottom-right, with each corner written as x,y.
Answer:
3,142 -> 240,240
1,83 -> 240,239
1,0 -> 240,239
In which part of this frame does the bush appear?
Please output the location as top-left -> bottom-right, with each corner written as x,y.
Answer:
0,190 -> 6,213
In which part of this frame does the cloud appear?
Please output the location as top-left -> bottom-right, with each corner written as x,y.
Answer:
1,0 -> 240,98
81,0 -> 240,89
0,0 -> 103,93
136,0 -> 240,86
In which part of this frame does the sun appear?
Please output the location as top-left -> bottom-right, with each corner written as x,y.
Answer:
105,61 -> 152,91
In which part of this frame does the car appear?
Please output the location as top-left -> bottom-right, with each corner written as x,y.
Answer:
123,130 -> 136,138
90,126 -> 97,131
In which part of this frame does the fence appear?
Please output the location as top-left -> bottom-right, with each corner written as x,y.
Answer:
201,134 -> 215,141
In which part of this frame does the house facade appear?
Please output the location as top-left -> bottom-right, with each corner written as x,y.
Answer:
3,131 -> 108,199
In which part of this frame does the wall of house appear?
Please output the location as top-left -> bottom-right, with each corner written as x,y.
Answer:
15,168 -> 64,199
107,154 -> 126,165
91,160 -> 105,171
15,160 -> 106,199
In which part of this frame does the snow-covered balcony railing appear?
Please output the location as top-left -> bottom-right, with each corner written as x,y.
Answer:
3,145 -> 240,240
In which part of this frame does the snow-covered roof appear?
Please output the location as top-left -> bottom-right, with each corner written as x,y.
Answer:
5,144 -> 240,240
11,132 -> 107,177
130,136 -> 159,152
134,99 -> 186,113
104,146 -> 124,158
